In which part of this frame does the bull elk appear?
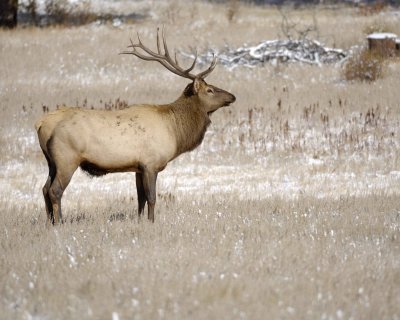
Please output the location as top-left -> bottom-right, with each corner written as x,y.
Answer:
35,29 -> 236,225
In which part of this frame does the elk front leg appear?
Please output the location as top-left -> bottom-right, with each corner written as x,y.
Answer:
48,177 -> 64,225
142,170 -> 158,222
135,173 -> 146,218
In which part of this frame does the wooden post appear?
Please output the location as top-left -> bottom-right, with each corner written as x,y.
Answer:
367,33 -> 398,57
0,0 -> 18,28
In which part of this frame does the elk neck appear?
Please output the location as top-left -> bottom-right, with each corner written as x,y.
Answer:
161,94 -> 211,156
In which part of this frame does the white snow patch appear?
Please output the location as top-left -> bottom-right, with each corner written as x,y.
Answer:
112,312 -> 119,320
367,33 -> 398,40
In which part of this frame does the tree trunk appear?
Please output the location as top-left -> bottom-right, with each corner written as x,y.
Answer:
0,0 -> 18,28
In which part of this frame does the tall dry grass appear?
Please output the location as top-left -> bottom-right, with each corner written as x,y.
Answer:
1,195 -> 399,319
0,1 -> 400,319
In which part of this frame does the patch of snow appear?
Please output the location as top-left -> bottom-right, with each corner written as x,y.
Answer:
112,312 -> 119,320
181,39 -> 346,68
367,33 -> 398,40
112,18 -> 123,28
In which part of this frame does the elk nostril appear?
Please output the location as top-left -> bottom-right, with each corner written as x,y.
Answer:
231,95 -> 236,102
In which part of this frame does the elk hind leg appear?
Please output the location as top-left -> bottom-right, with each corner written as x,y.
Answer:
48,164 -> 77,225
42,154 -> 56,226
142,170 -> 158,222
43,172 -> 56,226
135,173 -> 146,218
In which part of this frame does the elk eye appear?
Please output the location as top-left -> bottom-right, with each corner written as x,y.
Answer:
207,88 -> 214,94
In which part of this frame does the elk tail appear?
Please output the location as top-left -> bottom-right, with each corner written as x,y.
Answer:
34,118 -> 44,132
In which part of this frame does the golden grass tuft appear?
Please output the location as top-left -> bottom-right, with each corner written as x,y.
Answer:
343,48 -> 387,82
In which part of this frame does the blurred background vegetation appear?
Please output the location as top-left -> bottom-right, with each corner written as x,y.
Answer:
1,0 -> 400,29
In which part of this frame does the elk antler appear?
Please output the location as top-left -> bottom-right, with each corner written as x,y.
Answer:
121,27 -> 217,80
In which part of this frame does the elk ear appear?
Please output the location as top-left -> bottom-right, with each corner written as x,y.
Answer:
193,78 -> 202,94
183,83 -> 194,97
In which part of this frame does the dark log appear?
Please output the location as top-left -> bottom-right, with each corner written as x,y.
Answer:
0,0 -> 18,28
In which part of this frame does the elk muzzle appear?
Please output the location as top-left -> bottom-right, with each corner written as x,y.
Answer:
224,93 -> 236,106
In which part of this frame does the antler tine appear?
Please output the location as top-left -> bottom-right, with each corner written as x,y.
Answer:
136,32 -> 143,46
129,37 -> 136,50
121,38 -> 171,69
161,28 -> 173,62
156,27 -> 162,54
121,28 -> 219,81
174,50 -> 198,74
132,33 -> 163,58
123,44 -> 195,79
174,51 -> 179,65
185,50 -> 198,73
196,53 -> 218,79
119,38 -> 138,54
159,27 -> 197,75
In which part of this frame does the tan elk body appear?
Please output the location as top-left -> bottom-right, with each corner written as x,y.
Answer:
36,30 -> 236,225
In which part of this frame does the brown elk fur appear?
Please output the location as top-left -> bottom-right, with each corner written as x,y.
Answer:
36,78 -> 235,225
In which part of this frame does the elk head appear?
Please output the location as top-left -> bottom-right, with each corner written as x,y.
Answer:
190,78 -> 235,115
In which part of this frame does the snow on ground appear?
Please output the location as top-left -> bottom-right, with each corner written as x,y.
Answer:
1,129 -> 399,211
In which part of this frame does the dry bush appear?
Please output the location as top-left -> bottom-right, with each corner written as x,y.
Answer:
358,1 -> 388,16
40,98 -> 129,114
226,0 -> 239,22
279,8 -> 319,41
44,0 -> 97,26
73,98 -> 129,111
161,1 -> 181,24
363,20 -> 400,37
44,0 -> 70,24
21,0 -> 38,25
343,48 -> 386,82
19,0 -> 116,27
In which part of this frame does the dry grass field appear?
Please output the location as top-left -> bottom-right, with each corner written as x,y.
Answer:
1,1 -> 400,319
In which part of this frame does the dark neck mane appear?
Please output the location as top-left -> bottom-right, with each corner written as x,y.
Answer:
161,95 -> 211,157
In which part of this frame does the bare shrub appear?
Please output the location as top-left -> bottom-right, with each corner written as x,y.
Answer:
21,0 -> 38,25
101,98 -> 129,111
46,0 -> 97,26
19,0 -> 97,26
162,1 -> 181,24
44,0 -> 71,25
343,48 -> 386,82
279,8 -> 319,41
226,0 -> 239,23
363,20 -> 400,37
358,1 -> 388,16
